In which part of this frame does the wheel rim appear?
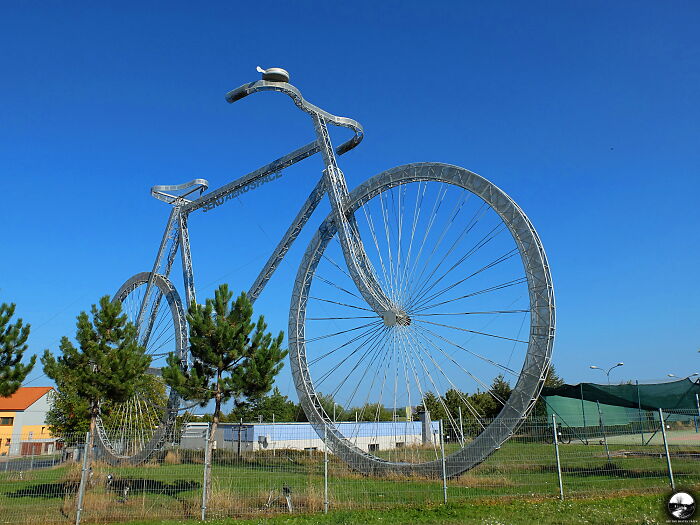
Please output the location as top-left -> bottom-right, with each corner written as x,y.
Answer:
289,163 -> 555,477
96,272 -> 187,463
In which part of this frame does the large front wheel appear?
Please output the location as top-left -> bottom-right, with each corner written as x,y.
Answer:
289,163 -> 555,477
95,272 -> 187,464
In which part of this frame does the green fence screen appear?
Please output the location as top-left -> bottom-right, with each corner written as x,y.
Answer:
542,378 -> 700,427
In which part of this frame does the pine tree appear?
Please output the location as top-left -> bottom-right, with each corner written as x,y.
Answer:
544,365 -> 565,388
162,285 -> 285,499
41,296 -> 151,458
0,302 -> 36,397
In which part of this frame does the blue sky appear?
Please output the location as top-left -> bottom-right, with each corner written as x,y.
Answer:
1,1 -> 699,396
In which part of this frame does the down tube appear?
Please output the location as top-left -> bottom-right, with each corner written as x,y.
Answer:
247,175 -> 327,304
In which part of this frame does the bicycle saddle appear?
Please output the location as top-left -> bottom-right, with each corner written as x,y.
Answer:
151,178 -> 209,204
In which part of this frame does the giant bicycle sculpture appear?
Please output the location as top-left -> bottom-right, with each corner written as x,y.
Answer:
96,67 -> 555,477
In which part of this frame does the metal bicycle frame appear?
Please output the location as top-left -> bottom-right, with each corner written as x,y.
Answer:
135,79 -> 392,351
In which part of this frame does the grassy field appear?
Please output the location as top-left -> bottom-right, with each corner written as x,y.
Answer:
119,492 -> 688,525
0,436 -> 697,524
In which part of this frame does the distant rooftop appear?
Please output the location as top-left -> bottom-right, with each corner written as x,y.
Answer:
0,387 -> 53,411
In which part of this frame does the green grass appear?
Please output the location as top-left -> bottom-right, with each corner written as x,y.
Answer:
0,439 -> 697,523
120,492 -> 686,525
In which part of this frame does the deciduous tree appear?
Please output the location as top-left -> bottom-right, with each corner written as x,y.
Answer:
229,387 -> 299,422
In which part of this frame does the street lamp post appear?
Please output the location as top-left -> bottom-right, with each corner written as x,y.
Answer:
590,362 -> 625,384
668,373 -> 699,380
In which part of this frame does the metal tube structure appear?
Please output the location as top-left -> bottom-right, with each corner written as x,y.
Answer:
659,408 -> 675,489
102,70 -> 556,476
552,415 -> 564,500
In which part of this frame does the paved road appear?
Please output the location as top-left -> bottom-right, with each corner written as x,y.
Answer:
0,457 -> 65,472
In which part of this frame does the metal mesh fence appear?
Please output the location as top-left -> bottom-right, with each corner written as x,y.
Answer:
1,408 -> 698,523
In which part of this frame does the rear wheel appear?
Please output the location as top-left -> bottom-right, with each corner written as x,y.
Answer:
95,272 -> 187,464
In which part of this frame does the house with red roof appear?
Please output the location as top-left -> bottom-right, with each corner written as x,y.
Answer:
0,387 -> 57,456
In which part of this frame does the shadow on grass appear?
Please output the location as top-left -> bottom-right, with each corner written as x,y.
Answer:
107,477 -> 199,497
540,462 -> 680,478
3,478 -> 199,499
3,481 -> 78,499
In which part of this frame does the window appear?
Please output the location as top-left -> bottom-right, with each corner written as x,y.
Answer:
395,442 -> 405,448
0,417 -> 13,426
368,443 -> 379,452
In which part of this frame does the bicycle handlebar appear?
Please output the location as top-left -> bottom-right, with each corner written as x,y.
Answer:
225,80 -> 364,155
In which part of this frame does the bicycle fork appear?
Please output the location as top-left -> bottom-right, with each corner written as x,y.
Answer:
313,116 -> 408,327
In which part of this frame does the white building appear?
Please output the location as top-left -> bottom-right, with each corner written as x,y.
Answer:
180,419 -> 440,454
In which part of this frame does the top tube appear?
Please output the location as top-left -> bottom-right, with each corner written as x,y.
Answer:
225,79 -> 364,155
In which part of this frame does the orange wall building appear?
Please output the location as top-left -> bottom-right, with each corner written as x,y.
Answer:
0,387 -> 57,456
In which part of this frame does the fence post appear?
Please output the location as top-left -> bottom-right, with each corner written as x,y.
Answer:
28,434 -> 34,472
580,384 -> 587,443
552,415 -> 564,500
596,401 -> 611,462
237,418 -> 242,458
323,423 -> 329,514
439,419 -> 447,504
75,432 -> 90,525
659,408 -> 675,490
637,380 -> 645,445
201,424 -> 211,521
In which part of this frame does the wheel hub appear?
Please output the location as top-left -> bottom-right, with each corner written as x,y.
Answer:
382,309 -> 411,327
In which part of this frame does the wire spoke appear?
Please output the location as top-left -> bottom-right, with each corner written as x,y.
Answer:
414,277 -> 528,313
413,318 -> 528,344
